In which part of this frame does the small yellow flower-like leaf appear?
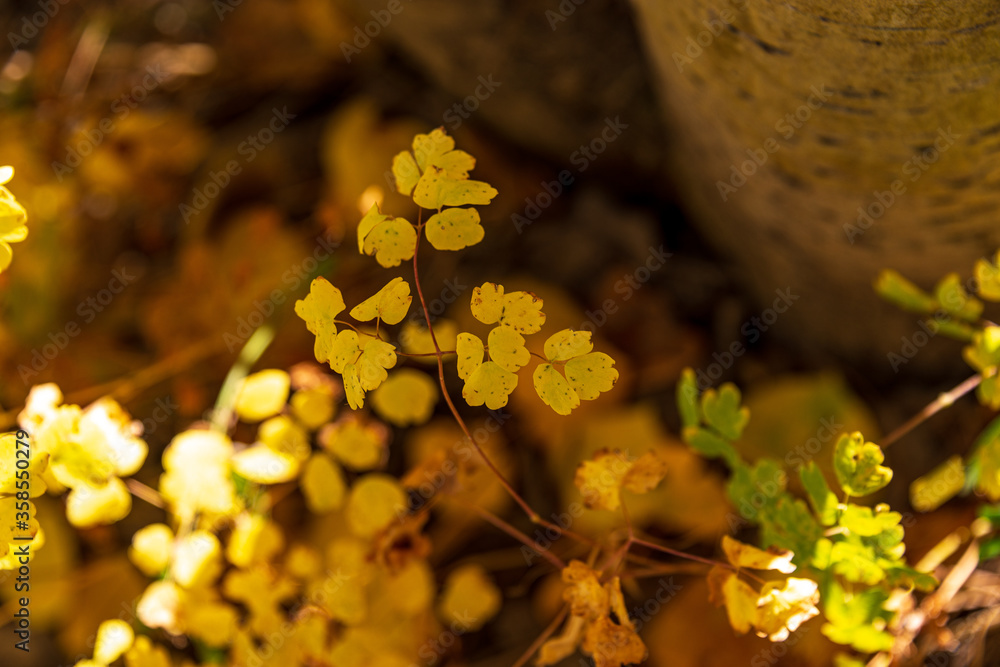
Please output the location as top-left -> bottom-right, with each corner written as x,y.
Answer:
258,415 -> 310,461
301,453 -> 347,513
544,329 -> 593,361
754,577 -> 820,641
437,564 -> 502,631
717,569 -> 759,634
350,277 -> 412,325
160,430 -> 239,524
562,560 -> 609,620
533,363 -> 580,416
488,325 -> 530,372
0,169 -> 28,274
357,338 -> 397,390
357,203 -> 416,268
66,478 -> 132,528
295,278 -> 347,365
346,473 -> 407,538
425,208 -> 484,251
129,523 -> 175,577
371,369 -> 438,426
330,330 -> 362,373
319,414 -> 387,470
582,615 -> 648,667
343,364 -> 364,410
412,128 -> 471,174
290,386 -> 336,430
534,330 -> 618,414
226,514 -> 284,568
574,450 -> 666,512
470,283 -> 546,333
721,535 -> 796,574
413,166 -> 498,210
456,332 -> 485,379
94,619 -> 135,664
235,369 -> 290,423
463,360 -> 518,410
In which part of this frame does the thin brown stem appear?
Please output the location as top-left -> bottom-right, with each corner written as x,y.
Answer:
882,374 -> 982,448
470,505 -> 565,570
511,604 -> 570,667
126,478 -> 165,509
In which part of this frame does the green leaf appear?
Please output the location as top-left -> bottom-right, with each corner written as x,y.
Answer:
700,383 -> 749,440
759,497 -> 822,566
833,432 -> 893,497
838,504 -> 902,538
676,368 -> 700,429
828,540 -> 884,585
978,374 -> 1000,410
874,269 -> 937,314
683,426 -> 740,469
799,462 -> 838,526
726,458 -> 786,522
931,317 -> 977,342
975,251 -> 1000,302
934,273 -> 983,323
883,566 -> 937,592
963,326 -> 1000,373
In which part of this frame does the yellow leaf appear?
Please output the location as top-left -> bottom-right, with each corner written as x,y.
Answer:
718,570 -> 758,634
910,455 -> 965,512
754,577 -> 820,641
438,564 -> 502,630
186,601 -> 239,648
391,152 -> 420,195
357,203 -> 416,268
562,560 -> 609,620
160,430 -> 239,525
538,615 -> 586,666
290,386 -> 336,430
456,332 -> 485,379
94,619 -> 135,664
566,352 -> 619,400
470,282 -> 504,324
400,319 -> 458,359
172,531 -> 222,589
66,478 -> 132,528
357,338 -> 397,390
371,369 -> 438,426
295,278 -> 347,365
621,452 -> 668,495
412,128 -> 470,174
425,208 -> 484,251
544,329 -> 594,361
258,415 -> 310,461
574,450 -> 629,511
720,535 -> 796,574
125,635 -> 171,667
462,360 -> 518,410
320,414 -> 387,470
488,325 -> 530,372
582,615 -> 648,667
129,523 -> 175,577
330,330 -> 362,373
534,363 -> 581,416
346,474 -> 407,538
231,444 -> 300,484
300,452 -> 347,513
412,166 -> 497,210
343,363 -> 365,410
226,514 -> 284,568
235,369 -> 290,423
350,277 -> 412,325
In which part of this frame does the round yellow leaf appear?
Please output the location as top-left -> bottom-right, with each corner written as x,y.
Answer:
543,329 -> 593,361
294,277 -> 346,364
231,445 -> 300,484
321,416 -> 387,470
66,477 -> 132,528
488,325 -> 530,372
94,619 -> 135,664
438,564 -> 502,631
533,363 -> 580,416
346,474 -> 407,538
301,453 -> 347,513
565,352 -> 618,401
172,530 -> 222,589
290,386 -> 336,430
349,277 -> 413,325
129,523 -> 175,577
425,208 -> 484,251
463,360 -> 518,410
235,370 -> 290,422
456,332 -> 485,380
371,369 -> 438,426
